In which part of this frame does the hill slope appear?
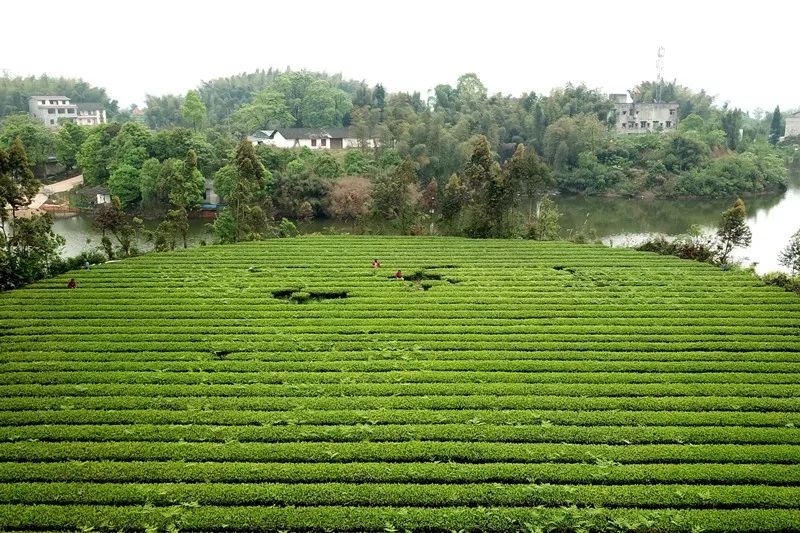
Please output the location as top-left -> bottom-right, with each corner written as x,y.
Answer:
1,237 -> 800,531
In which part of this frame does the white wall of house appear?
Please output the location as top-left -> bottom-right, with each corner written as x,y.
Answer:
343,137 -> 375,148
786,116 -> 800,138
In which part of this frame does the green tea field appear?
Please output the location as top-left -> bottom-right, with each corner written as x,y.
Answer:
1,236 -> 799,531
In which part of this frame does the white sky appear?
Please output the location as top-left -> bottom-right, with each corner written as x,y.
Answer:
2,0 -> 797,113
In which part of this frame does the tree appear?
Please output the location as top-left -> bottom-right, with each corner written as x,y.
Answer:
371,158 -> 419,233
525,196 -> 561,240
55,121 -> 86,170
716,198 -> 751,264
779,229 -> 800,275
213,140 -> 271,243
0,137 -> 39,222
159,150 -> 205,248
442,173 -> 468,222
373,84 -> 386,110
461,136 -> 513,237
144,94 -> 185,129
0,212 -> 64,290
92,197 -> 142,258
229,89 -> 293,135
720,106 -> 743,151
0,115 -> 55,172
107,164 -> 141,208
328,176 -> 372,231
505,144 -> 554,220
769,106 -> 782,146
181,90 -> 207,131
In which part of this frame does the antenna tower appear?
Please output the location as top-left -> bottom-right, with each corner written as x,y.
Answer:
655,46 -> 665,103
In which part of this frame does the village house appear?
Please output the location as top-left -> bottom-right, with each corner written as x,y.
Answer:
610,93 -> 679,134
248,127 -> 373,149
28,96 -> 106,128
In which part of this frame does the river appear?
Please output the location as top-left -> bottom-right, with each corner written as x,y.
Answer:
51,180 -> 800,274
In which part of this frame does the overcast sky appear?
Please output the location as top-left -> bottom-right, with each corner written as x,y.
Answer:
2,0 -> 797,113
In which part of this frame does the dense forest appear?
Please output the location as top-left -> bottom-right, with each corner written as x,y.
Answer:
1,70 -> 798,244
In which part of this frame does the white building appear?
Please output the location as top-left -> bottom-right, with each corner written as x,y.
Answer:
28,95 -> 106,128
75,103 -> 107,126
610,93 -> 679,134
248,127 -> 373,149
28,96 -> 78,127
784,111 -> 800,139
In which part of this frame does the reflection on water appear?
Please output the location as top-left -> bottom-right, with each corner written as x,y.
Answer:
51,182 -> 800,274
52,216 -> 211,258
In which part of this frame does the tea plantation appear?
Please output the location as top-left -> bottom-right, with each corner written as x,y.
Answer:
1,236 -> 799,531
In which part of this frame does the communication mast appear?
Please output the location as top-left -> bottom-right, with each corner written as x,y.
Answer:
655,46 -> 665,103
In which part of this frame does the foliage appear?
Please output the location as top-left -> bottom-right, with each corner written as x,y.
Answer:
716,198 -> 752,264
0,212 -> 64,290
92,196 -> 143,257
769,106 -> 782,146
0,114 -> 56,168
0,139 -> 63,290
0,137 -> 39,221
212,141 -> 271,243
181,90 -> 207,131
55,121 -> 87,170
327,176 -> 372,228
107,164 -> 141,208
371,159 -> 419,234
525,197 -> 561,240
778,228 -> 800,275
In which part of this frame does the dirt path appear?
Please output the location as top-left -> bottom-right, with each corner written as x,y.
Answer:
18,175 -> 83,215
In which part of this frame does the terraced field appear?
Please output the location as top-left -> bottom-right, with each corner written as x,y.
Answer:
1,236 -> 799,531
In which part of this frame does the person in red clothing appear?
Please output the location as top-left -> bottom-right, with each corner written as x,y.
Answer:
67,278 -> 77,289
394,270 -> 403,279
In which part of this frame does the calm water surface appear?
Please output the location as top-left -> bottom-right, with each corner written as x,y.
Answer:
52,180 -> 800,274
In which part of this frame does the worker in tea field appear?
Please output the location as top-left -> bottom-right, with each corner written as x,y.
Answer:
395,270 -> 403,279
372,258 -> 381,268
67,278 -> 77,289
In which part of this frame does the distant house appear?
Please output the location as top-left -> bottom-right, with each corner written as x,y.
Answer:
610,93 -> 679,134
28,95 -> 106,128
785,111 -> 800,139
75,103 -> 107,126
248,127 -> 373,149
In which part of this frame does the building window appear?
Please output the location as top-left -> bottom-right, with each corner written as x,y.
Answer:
68,109 -> 74,114
321,138 -> 327,147
622,110 -> 627,115
666,121 -> 672,128
311,138 -> 317,147
49,100 -> 55,104
641,121 -> 648,128
58,108 -> 65,114
48,108 -> 55,114
39,100 -> 45,105
669,109 -> 675,115
49,119 -> 54,124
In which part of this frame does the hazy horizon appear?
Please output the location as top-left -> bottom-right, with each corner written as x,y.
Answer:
2,0 -> 798,114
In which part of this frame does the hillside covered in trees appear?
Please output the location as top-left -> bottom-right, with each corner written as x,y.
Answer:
1,71 -> 797,243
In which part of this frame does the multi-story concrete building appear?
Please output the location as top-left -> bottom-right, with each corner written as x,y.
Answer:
28,96 -> 78,127
610,93 -> 679,134
28,95 -> 106,128
75,103 -> 107,126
